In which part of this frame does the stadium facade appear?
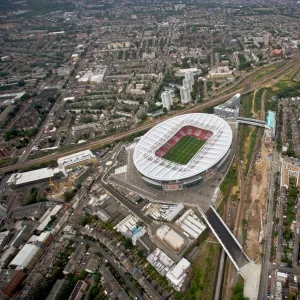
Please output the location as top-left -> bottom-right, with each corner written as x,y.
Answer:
133,113 -> 233,191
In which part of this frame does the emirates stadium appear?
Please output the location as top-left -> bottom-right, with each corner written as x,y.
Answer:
133,113 -> 233,191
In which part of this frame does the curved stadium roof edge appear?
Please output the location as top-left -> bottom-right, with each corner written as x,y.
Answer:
133,113 -> 233,182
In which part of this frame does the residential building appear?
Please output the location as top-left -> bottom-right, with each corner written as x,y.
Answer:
46,279 -> 66,300
180,86 -> 191,104
161,91 -> 173,111
68,280 -> 87,300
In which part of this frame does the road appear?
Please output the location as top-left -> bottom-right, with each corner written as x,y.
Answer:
1,53 -> 300,175
205,207 -> 249,269
18,100 -> 62,163
271,264 -> 300,275
258,149 -> 280,300
101,181 -> 152,226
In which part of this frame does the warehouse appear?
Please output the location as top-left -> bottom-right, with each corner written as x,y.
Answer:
147,248 -> 175,276
175,209 -> 206,240
166,258 -> 191,291
9,244 -> 43,271
36,205 -> 62,232
165,203 -> 184,222
6,167 -> 66,187
156,225 -> 186,251
57,150 -> 97,170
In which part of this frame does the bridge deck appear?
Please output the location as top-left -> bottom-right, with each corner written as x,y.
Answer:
204,207 -> 249,269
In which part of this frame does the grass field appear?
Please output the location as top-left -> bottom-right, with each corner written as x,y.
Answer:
163,136 -> 206,165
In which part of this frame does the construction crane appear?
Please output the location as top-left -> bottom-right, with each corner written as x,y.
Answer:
48,169 -> 58,193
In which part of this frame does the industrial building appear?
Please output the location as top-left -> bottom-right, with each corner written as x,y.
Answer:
214,93 -> 241,118
36,205 -> 62,232
147,248 -> 175,276
78,66 -> 107,84
208,66 -> 234,80
0,231 -> 10,248
114,214 -> 139,237
0,269 -> 26,298
166,258 -> 191,291
57,150 -> 97,170
175,209 -> 206,239
9,244 -> 43,271
267,110 -> 276,137
165,203 -> 184,222
7,167 -> 67,188
0,247 -> 18,269
10,202 -> 46,220
156,225 -> 186,251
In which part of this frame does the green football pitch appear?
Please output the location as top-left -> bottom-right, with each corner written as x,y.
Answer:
163,136 -> 206,165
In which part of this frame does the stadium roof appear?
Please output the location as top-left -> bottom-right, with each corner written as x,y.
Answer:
133,113 -> 232,182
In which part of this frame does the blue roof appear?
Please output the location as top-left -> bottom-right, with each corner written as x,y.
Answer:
267,111 -> 275,129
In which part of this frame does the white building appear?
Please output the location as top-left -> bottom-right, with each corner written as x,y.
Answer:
263,32 -> 270,46
147,248 -> 175,276
6,167 -> 67,187
165,203 -> 184,222
36,205 -> 62,232
9,244 -> 42,270
185,72 -> 194,88
175,209 -> 206,239
156,225 -> 186,251
57,150 -> 97,169
180,86 -> 191,104
214,93 -> 241,118
161,91 -> 173,111
166,258 -> 191,291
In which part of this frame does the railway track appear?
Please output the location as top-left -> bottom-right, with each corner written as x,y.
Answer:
1,54 -> 300,175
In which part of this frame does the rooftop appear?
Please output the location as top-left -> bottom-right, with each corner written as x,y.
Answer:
133,113 -> 232,181
57,150 -> 96,168
9,244 -> 40,269
7,167 -> 64,186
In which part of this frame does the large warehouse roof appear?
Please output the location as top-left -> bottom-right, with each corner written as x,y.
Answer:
9,244 -> 40,269
7,167 -> 63,186
133,113 -> 232,182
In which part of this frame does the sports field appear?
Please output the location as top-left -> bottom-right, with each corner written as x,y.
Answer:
163,136 -> 206,165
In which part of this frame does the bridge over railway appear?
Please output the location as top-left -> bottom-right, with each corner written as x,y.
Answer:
198,205 -> 261,300
237,117 -> 268,128
199,206 -> 250,269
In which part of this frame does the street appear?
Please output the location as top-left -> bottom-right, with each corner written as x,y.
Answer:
258,149 -> 280,299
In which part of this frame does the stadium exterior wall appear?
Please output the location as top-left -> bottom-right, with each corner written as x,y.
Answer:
139,147 -> 232,191
133,113 -> 233,191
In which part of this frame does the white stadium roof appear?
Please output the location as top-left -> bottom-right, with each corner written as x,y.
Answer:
133,113 -> 232,182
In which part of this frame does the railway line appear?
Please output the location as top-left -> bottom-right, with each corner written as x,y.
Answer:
1,54 -> 300,175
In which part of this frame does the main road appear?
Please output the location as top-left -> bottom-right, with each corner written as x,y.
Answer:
1,53 -> 299,175
258,149 -> 281,299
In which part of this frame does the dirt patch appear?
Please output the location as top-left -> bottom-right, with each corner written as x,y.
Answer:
0,23 -> 16,28
245,137 -> 272,261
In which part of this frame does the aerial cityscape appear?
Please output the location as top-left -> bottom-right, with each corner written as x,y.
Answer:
0,0 -> 300,299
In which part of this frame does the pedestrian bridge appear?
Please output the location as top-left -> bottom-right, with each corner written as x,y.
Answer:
199,206 -> 250,269
199,206 -> 261,300
237,117 -> 269,128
